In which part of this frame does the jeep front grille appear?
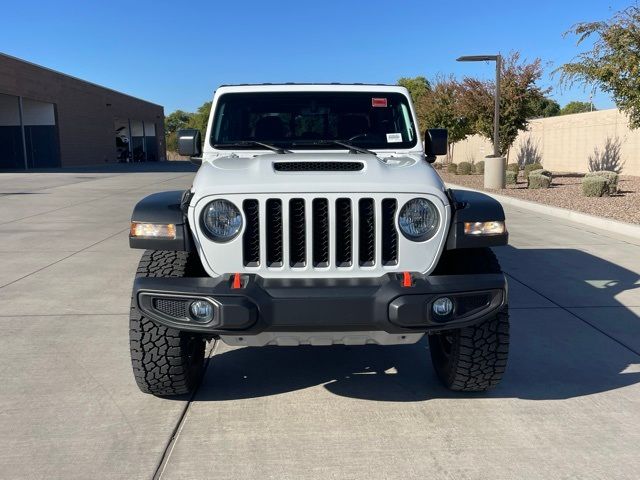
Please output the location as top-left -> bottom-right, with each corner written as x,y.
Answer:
241,196 -> 398,269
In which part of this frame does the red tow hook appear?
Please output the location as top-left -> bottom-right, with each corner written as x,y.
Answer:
402,272 -> 413,288
231,272 -> 242,289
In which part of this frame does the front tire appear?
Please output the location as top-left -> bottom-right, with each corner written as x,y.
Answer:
429,248 -> 510,391
129,250 -> 206,396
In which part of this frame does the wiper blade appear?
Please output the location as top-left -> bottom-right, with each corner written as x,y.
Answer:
213,141 -> 291,154
291,140 -> 377,156
330,140 -> 377,156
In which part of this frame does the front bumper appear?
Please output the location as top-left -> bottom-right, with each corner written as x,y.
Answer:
133,273 -> 507,336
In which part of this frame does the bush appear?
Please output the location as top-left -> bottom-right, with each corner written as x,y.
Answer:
585,171 -> 618,195
447,163 -> 458,174
506,163 -> 519,174
457,161 -> 473,175
523,162 -> 543,178
474,161 -> 485,174
528,173 -> 551,189
582,176 -> 609,197
530,168 -> 552,178
505,170 -> 518,185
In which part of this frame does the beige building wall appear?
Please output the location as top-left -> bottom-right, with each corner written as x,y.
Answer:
447,108 -> 640,176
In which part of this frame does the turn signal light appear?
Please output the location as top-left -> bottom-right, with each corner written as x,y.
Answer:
464,221 -> 505,236
130,222 -> 177,239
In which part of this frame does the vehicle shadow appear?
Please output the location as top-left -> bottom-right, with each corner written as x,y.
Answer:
193,246 -> 640,403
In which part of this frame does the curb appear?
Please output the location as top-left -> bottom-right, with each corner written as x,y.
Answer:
447,183 -> 640,240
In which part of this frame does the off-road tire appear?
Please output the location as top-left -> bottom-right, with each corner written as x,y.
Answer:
429,248 -> 509,392
130,250 -> 206,396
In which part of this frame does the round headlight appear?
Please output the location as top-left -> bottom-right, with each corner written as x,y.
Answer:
201,199 -> 242,241
398,198 -> 439,241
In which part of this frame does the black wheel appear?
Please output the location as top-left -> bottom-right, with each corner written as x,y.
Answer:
429,248 -> 510,391
129,250 -> 206,396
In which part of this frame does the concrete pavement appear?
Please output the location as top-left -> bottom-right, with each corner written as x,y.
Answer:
1,164 -> 639,479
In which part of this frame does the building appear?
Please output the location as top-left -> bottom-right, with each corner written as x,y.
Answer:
0,52 -> 164,169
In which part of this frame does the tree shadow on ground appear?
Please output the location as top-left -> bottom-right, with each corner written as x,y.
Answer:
194,246 -> 640,403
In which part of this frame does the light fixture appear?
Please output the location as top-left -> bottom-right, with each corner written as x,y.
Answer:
464,221 -> 506,235
432,297 -> 454,316
130,222 -> 176,239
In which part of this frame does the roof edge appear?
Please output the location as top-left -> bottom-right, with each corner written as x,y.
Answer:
0,51 -> 164,109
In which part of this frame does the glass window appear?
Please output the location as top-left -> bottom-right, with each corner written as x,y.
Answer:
0,93 -> 24,169
211,91 -> 417,150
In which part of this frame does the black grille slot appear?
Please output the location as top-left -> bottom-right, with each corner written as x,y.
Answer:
154,298 -> 188,319
359,198 -> 375,266
335,198 -> 353,267
456,294 -> 491,316
312,199 -> 330,267
242,199 -> 260,266
289,198 -> 306,267
266,199 -> 283,267
381,199 -> 398,265
274,161 -> 364,172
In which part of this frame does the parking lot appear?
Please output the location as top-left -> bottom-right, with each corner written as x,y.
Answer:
1,162 -> 639,479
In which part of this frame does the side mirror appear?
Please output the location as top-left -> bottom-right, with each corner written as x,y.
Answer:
424,128 -> 448,163
177,129 -> 202,164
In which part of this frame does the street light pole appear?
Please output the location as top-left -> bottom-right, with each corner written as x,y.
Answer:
494,54 -> 501,158
457,54 -> 504,188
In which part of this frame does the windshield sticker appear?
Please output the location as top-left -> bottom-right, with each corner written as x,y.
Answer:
372,98 -> 388,107
386,133 -> 402,143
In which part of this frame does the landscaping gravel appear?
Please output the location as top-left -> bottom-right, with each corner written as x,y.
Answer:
438,170 -> 640,225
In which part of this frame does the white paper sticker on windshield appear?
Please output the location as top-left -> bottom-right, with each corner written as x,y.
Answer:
386,133 -> 402,143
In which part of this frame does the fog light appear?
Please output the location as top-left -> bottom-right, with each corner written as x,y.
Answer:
189,300 -> 214,323
432,297 -> 454,316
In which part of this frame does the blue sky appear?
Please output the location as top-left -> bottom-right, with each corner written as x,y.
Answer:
1,0 -> 632,113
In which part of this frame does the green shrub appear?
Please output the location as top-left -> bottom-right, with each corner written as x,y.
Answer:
530,168 -> 551,177
585,171 -> 618,195
447,163 -> 458,174
506,163 -> 519,174
474,161 -> 485,174
582,176 -> 609,197
523,162 -> 543,178
528,173 -> 551,189
505,170 -> 518,185
457,161 -> 473,175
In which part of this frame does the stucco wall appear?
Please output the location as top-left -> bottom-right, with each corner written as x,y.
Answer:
447,108 -> 640,176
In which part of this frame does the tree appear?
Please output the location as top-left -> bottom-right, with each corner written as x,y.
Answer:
397,76 -> 431,129
187,101 -> 212,139
165,110 -> 193,151
164,102 -> 212,152
165,110 -> 192,134
421,76 -> 472,160
458,53 -> 548,157
560,101 -> 594,115
529,96 -> 561,117
558,6 -> 640,128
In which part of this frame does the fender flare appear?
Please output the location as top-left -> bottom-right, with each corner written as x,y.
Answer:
445,189 -> 508,249
129,190 -> 194,251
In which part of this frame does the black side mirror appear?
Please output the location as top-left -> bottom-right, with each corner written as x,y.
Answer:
177,129 -> 202,164
424,128 -> 448,163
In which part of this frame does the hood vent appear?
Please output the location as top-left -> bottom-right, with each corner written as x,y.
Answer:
273,161 -> 364,172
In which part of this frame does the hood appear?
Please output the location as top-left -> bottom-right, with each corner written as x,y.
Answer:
191,152 -> 447,199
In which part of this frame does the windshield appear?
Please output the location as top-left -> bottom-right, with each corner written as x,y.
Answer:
211,91 -> 417,150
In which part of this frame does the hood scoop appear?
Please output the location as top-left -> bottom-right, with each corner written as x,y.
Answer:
273,161 -> 364,172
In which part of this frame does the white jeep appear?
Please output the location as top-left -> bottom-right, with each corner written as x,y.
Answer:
129,84 -> 509,396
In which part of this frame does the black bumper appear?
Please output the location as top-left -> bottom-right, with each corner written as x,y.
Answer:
133,273 -> 507,335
